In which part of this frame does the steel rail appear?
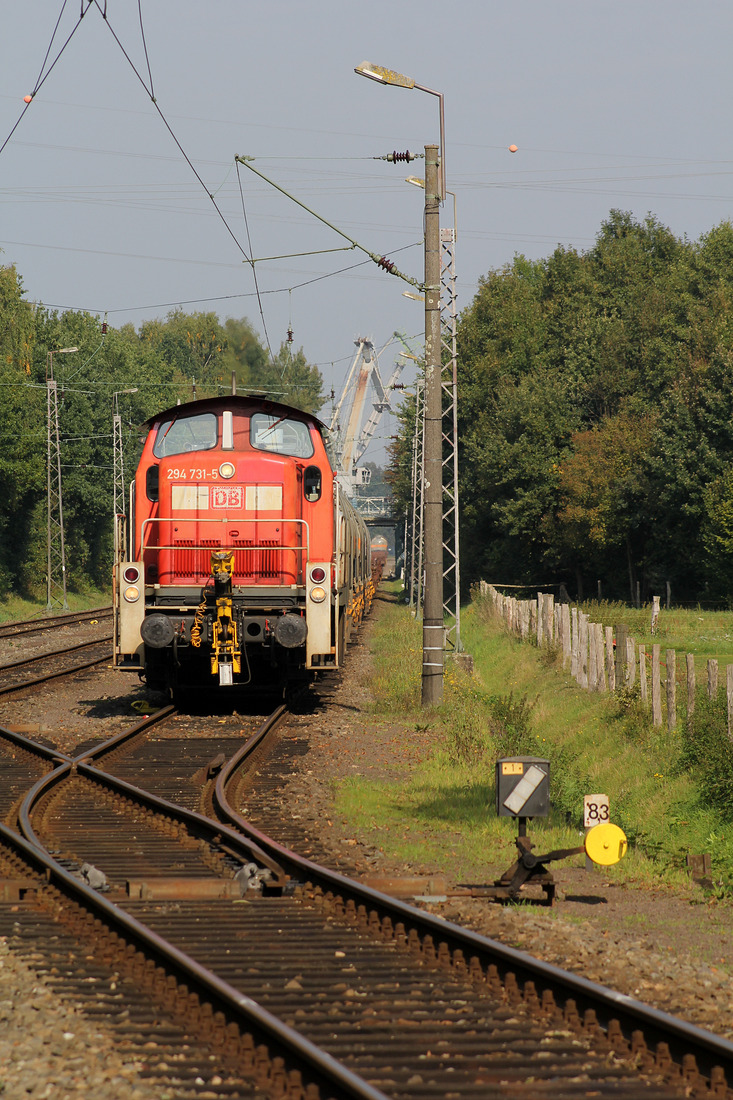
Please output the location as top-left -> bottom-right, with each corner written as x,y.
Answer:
0,722 -> 73,766
0,636 -> 112,674
0,655 -> 110,696
16,723 -> 286,888
0,638 -> 112,696
213,714 -> 733,1085
0,821 -> 390,1100
0,606 -> 112,639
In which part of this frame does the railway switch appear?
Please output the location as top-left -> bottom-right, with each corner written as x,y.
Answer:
463,758 -> 627,905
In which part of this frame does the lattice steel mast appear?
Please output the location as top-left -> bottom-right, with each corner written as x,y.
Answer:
440,213 -> 462,652
46,350 -> 75,611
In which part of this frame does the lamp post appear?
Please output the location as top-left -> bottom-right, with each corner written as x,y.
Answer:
354,62 -> 446,201
46,347 -> 78,611
355,60 -> 444,704
113,389 -> 138,561
420,143 -> 444,704
406,177 -> 461,652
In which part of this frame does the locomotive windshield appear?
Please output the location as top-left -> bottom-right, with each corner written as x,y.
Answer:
250,412 -> 314,458
153,412 -> 218,458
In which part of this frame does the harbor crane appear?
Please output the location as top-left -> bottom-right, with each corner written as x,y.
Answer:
329,334 -> 404,497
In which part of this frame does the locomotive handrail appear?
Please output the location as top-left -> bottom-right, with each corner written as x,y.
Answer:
138,515 -> 311,559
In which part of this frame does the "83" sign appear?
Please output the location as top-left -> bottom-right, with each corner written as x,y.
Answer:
583,794 -> 610,828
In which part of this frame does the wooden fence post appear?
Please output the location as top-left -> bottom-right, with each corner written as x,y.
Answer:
666,649 -> 676,730
686,654 -> 695,721
651,596 -> 660,634
708,658 -> 718,699
579,614 -> 589,689
571,608 -> 578,678
652,644 -> 662,726
639,644 -> 647,706
615,624 -> 627,689
562,604 -> 571,668
588,620 -> 598,690
626,636 -> 636,688
605,626 -> 615,691
595,623 -> 608,691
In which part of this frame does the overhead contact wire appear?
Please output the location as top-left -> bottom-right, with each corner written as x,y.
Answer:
44,241 -> 423,315
136,0 -> 155,101
91,0 -> 252,266
0,0 -> 92,159
236,160 -> 276,367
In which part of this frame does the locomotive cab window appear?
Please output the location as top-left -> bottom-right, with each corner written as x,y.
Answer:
146,464 -> 159,502
303,465 -> 322,502
153,412 -> 218,458
251,412 -> 314,459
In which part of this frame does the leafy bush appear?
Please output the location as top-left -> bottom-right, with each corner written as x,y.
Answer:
487,691 -> 537,757
443,685 -> 536,768
680,690 -> 733,819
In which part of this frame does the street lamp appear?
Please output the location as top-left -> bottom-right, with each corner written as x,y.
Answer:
46,347 -> 78,611
354,62 -> 446,201
355,60 -> 445,705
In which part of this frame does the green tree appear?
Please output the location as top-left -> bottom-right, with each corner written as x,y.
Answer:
267,344 -> 324,414
555,413 -> 655,601
220,317 -> 269,392
0,263 -> 40,593
139,309 -> 227,396
402,210 -> 733,601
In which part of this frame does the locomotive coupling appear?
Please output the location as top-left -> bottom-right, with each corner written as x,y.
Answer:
211,550 -> 235,594
210,551 -> 241,685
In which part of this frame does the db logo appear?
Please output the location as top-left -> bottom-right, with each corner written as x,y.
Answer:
212,486 -> 243,508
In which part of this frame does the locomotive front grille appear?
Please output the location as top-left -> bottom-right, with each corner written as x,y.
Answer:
232,538 -> 283,581
174,538 -> 222,580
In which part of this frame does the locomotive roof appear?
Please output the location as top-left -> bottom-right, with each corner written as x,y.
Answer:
144,394 -> 327,434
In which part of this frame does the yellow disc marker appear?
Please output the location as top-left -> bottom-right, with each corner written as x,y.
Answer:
585,823 -> 628,866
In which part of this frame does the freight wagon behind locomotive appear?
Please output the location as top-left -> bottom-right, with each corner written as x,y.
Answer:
113,395 -> 371,698
370,535 -> 388,580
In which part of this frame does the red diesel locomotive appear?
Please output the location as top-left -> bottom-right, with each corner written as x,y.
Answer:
113,395 -> 372,697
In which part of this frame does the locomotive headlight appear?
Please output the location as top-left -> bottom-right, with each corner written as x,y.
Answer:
219,461 -> 236,479
123,565 -> 140,583
309,566 -> 327,584
309,586 -> 327,603
123,585 -> 140,603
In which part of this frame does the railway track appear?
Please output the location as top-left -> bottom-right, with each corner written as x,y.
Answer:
0,636 -> 112,695
1,707 -> 731,1098
0,605 -> 112,640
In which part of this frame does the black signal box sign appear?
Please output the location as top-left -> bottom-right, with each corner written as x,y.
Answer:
495,757 -> 550,818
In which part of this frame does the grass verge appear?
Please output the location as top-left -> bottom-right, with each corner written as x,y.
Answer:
0,587 -> 111,623
335,584 -> 733,897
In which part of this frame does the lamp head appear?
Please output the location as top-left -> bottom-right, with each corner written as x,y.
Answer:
354,61 -> 416,89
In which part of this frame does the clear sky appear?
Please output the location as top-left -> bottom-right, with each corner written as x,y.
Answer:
2,1 -> 732,463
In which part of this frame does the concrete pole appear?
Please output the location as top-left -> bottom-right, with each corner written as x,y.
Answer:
421,144 -> 443,706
